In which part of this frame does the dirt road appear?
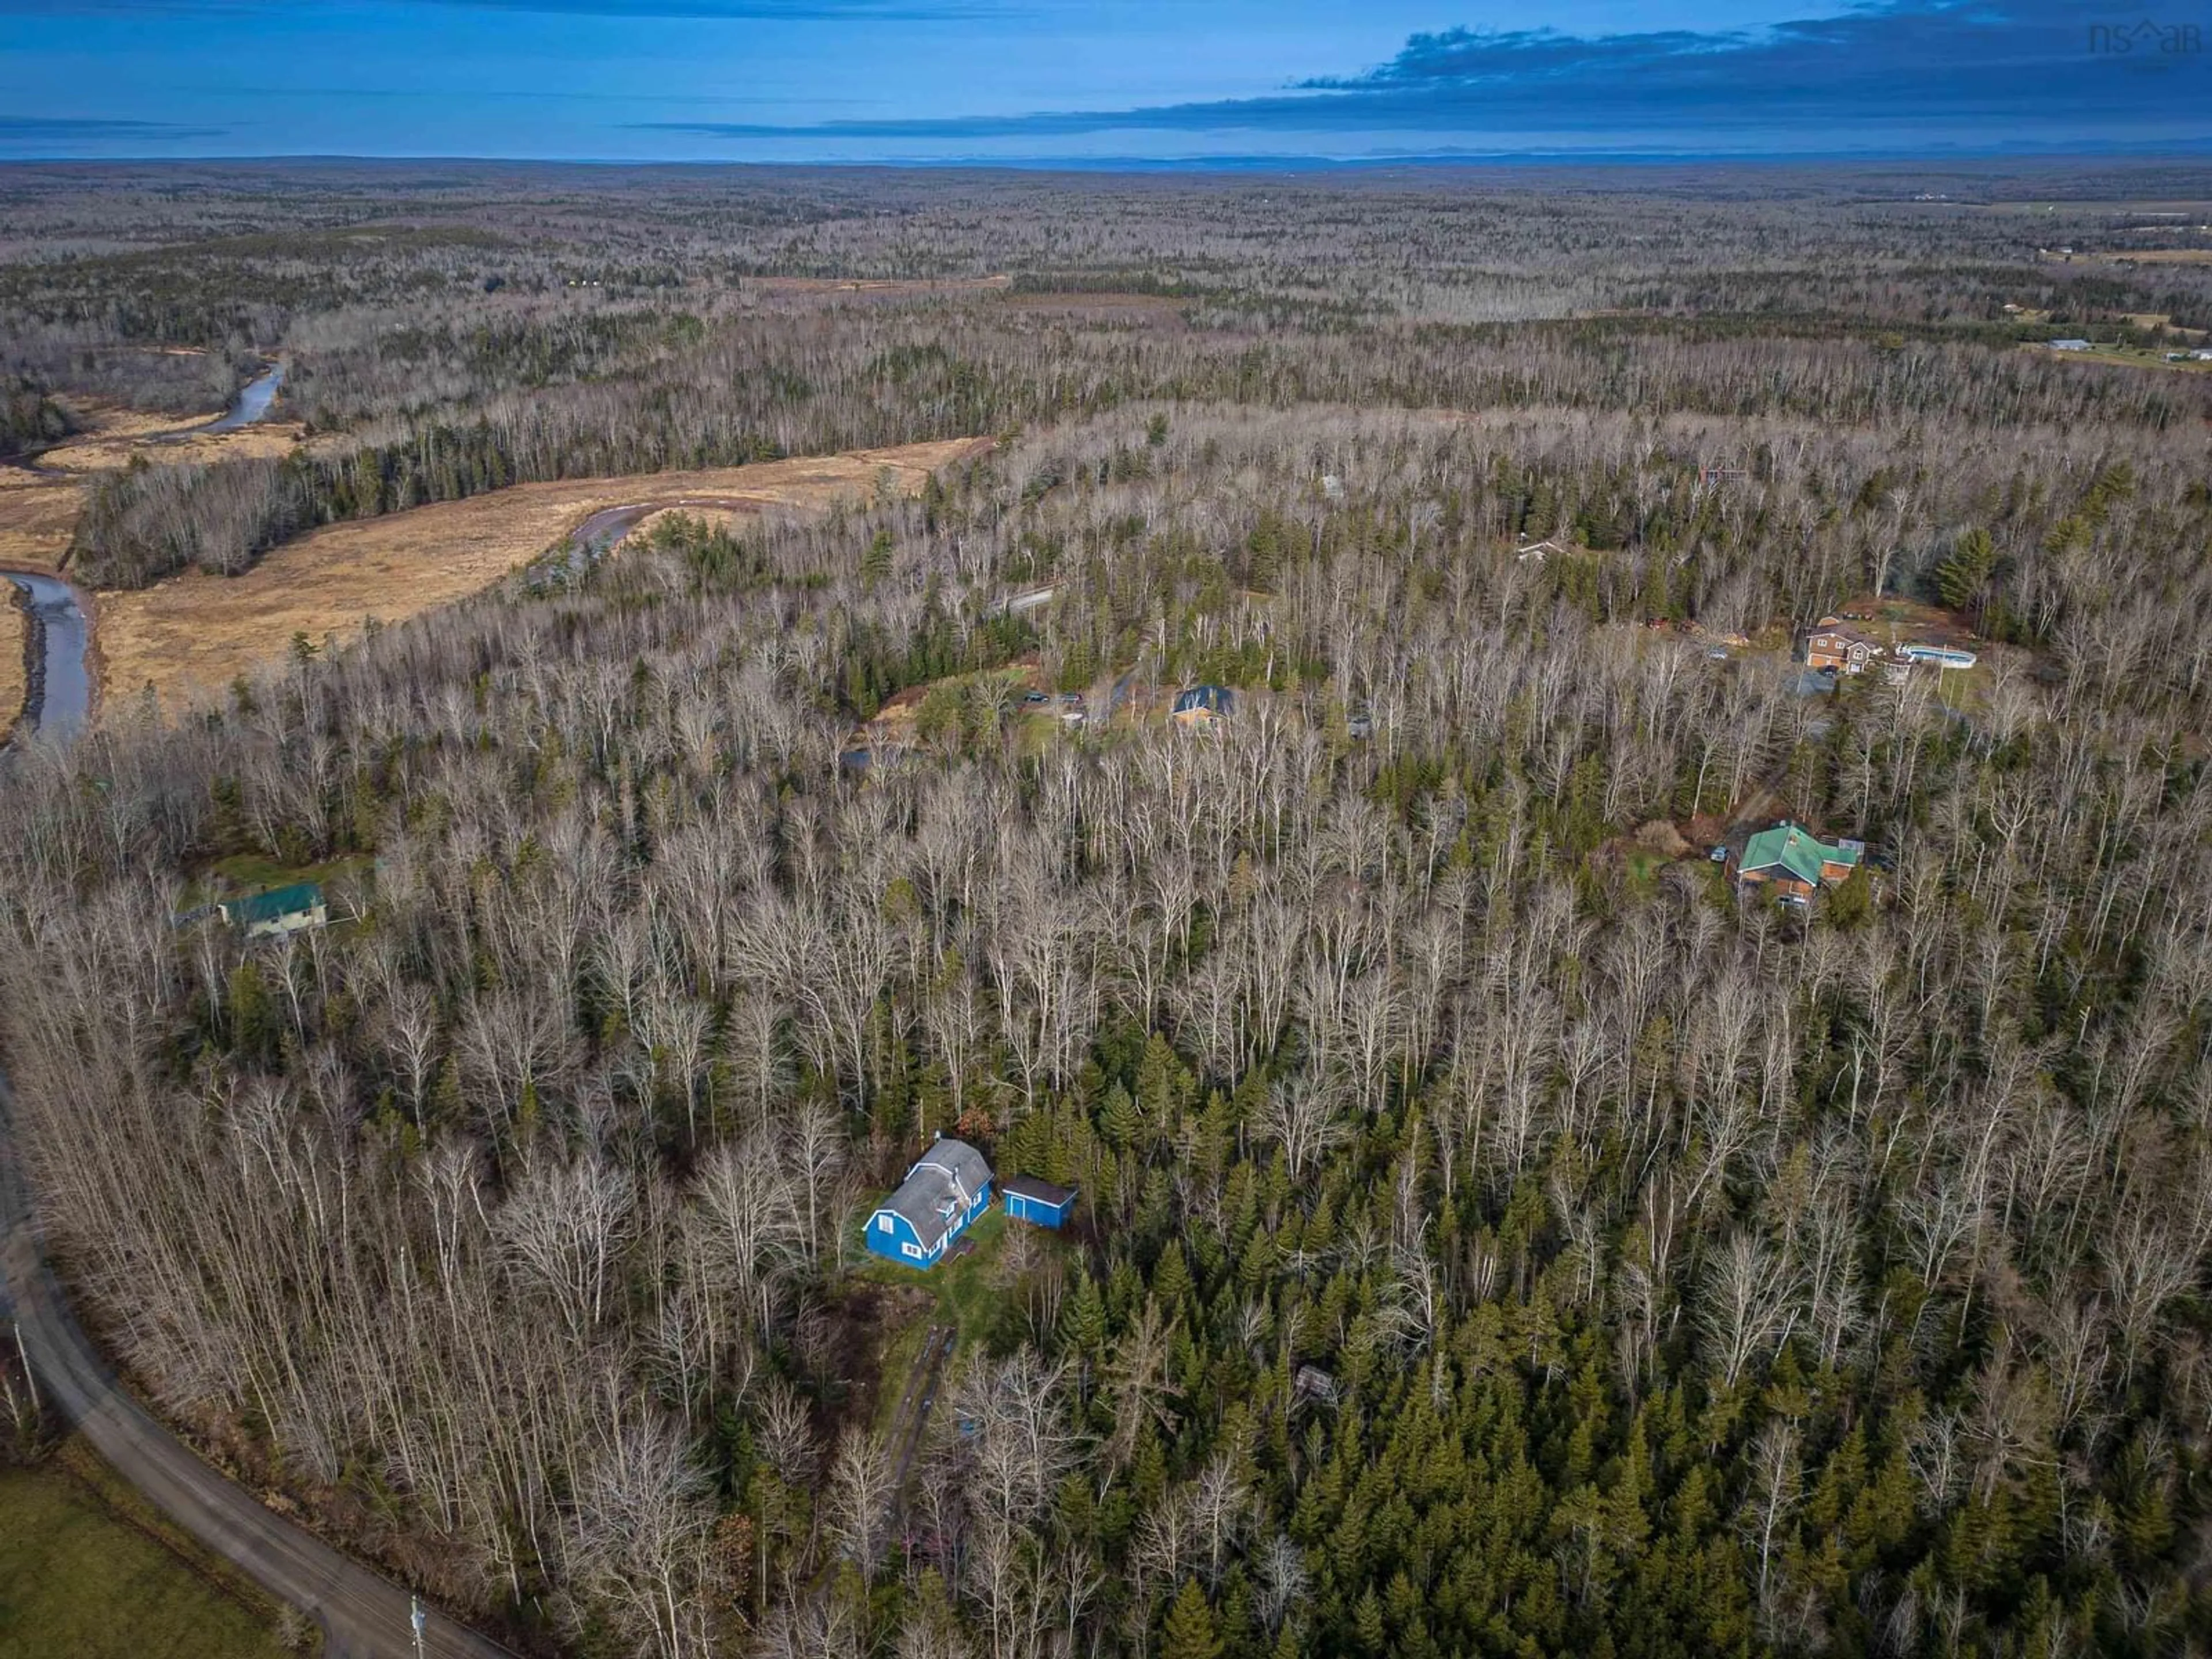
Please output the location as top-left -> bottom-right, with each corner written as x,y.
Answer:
0,1074 -> 517,1659
883,1324 -> 957,1529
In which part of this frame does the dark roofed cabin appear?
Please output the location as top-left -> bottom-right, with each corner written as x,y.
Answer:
1001,1174 -> 1077,1230
866,1137 -> 994,1268
1171,684 -> 1233,726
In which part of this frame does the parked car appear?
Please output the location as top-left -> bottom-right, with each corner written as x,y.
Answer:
1022,690 -> 1048,706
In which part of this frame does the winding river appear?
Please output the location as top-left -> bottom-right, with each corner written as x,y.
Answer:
3,362 -> 290,746
4,572 -> 91,743
199,361 -> 285,433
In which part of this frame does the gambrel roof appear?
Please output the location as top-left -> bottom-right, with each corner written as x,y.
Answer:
877,1139 -> 992,1251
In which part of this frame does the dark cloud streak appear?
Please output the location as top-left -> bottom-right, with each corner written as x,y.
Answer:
0,117 -> 227,138
638,0 -> 2212,145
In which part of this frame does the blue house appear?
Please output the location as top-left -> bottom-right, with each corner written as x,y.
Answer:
1001,1175 -> 1078,1230
865,1138 -> 994,1268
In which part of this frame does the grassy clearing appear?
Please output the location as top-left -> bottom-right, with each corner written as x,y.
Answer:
0,400 -> 305,576
851,1206 -> 1032,1355
198,850 -> 373,897
95,438 -> 990,718
0,1443 -> 298,1659
868,1316 -> 935,1438
2038,343 -> 2212,372
2090,247 -> 2212,266
0,473 -> 81,572
0,596 -> 22,745
931,1208 -> 1014,1343
1013,711 -> 1065,759
747,274 -> 1010,298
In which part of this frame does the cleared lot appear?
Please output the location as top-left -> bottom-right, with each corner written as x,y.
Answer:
96,437 -> 991,713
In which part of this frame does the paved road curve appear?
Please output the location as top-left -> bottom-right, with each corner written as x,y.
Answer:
0,1075 -> 519,1659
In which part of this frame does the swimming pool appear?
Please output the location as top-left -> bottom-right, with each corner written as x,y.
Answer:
1900,644 -> 1977,669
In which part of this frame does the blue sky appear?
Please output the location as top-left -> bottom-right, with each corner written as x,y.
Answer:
0,0 -> 2207,162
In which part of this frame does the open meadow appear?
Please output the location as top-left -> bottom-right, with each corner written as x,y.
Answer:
93,436 -> 989,713
0,1446 -> 292,1659
0,592 -> 22,744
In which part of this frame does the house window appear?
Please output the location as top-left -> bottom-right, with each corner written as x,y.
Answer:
902,1242 -> 922,1259
877,1214 -> 893,1233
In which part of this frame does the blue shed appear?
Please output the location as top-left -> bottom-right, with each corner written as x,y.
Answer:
1001,1174 -> 1077,1230
865,1138 -> 994,1268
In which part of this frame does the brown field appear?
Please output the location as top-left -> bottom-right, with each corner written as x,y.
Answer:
0,471 -> 83,570
1983,199 -> 2212,215
36,421 -> 307,475
2033,342 -> 2212,372
747,274 -> 1012,298
1001,291 -> 1193,327
1,585 -> 24,743
0,399 -> 311,573
95,437 -> 992,715
59,403 -> 195,444
1003,289 -> 1186,305
2096,248 -> 2212,265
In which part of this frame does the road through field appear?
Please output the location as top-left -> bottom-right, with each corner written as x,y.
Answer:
0,1074 -> 519,1659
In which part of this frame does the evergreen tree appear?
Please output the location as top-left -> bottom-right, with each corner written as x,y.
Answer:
1162,1578 -> 1225,1659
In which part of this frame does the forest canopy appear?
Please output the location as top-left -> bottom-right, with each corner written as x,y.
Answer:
3,159 -> 2212,1659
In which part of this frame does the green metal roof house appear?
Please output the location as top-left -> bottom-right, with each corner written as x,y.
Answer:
1730,823 -> 1863,902
219,882 -> 328,939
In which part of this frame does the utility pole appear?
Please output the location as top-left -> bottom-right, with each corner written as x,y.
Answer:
12,1320 -> 35,1415
411,1594 -> 427,1659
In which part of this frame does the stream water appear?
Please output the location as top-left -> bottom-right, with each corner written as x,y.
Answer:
4,571 -> 90,743
2,364 -> 288,748
200,362 -> 285,433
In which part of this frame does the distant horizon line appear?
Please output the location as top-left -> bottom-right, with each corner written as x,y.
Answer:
7,140 -> 2212,173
